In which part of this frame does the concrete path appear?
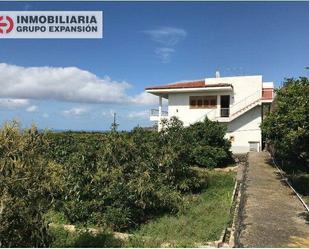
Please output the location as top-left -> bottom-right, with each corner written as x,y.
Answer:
237,152 -> 309,248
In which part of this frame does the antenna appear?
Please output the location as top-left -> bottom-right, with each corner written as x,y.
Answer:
111,112 -> 119,132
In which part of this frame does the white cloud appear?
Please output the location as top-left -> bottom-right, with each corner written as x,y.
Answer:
155,47 -> 175,63
127,110 -> 149,120
0,98 -> 29,109
0,63 -> 162,108
143,27 -> 186,63
132,92 -> 168,106
62,107 -> 88,116
143,27 -> 187,46
0,63 -> 131,104
26,105 -> 38,113
132,92 -> 158,105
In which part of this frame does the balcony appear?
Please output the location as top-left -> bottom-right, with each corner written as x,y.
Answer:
261,88 -> 274,102
150,109 -> 168,121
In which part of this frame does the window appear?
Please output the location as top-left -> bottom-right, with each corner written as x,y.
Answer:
190,96 -> 217,109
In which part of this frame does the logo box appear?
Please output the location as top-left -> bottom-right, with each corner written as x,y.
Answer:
0,11 -> 103,39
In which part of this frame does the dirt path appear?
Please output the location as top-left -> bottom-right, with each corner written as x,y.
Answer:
236,152 -> 309,248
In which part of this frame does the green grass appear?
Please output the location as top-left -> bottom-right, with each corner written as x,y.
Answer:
45,210 -> 70,225
49,226 -> 123,247
124,170 -> 236,247
48,170 -> 236,247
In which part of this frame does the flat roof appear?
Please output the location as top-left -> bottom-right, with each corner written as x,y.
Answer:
145,80 -> 232,90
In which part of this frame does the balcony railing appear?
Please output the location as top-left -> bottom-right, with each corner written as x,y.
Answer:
220,108 -> 230,117
151,109 -> 168,117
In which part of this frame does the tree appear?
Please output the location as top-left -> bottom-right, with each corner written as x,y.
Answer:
261,77 -> 309,171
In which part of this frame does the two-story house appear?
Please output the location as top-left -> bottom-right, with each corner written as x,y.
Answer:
145,73 -> 274,154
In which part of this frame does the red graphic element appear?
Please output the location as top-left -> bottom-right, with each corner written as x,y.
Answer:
0,16 -> 14,34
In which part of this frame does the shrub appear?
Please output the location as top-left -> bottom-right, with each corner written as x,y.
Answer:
159,117 -> 202,191
185,118 -> 232,168
50,130 -> 185,231
0,121 -> 53,247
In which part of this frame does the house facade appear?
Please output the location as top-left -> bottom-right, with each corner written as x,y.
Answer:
145,74 -> 274,154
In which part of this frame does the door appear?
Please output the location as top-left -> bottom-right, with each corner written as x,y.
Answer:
249,142 -> 259,152
220,95 -> 230,117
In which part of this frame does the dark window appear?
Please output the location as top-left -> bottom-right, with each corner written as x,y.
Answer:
190,99 -> 196,107
190,96 -> 217,109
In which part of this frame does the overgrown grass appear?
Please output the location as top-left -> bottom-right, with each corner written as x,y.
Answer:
124,170 -> 236,247
48,170 -> 235,247
49,226 -> 123,247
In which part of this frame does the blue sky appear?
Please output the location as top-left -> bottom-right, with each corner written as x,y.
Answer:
0,1 -> 309,131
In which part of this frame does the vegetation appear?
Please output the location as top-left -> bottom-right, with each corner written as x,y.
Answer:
49,227 -> 123,248
261,77 -> 309,202
0,122 -> 53,247
0,117 -> 233,247
185,119 -> 232,168
46,171 -> 235,248
125,171 -> 235,247
262,77 -> 309,172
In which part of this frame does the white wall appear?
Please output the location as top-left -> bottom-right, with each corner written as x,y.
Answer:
226,106 -> 262,154
168,91 -> 230,126
205,75 -> 262,104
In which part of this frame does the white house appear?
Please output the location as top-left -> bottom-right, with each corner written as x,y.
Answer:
145,73 -> 274,154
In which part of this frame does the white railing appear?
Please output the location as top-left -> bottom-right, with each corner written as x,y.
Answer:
229,90 -> 261,119
150,109 -> 168,117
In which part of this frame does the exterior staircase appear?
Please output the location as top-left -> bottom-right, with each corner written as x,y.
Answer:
196,90 -> 267,123
229,98 -> 261,121
228,90 -> 262,121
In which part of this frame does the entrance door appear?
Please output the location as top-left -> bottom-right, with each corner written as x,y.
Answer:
220,95 -> 230,117
249,142 -> 259,152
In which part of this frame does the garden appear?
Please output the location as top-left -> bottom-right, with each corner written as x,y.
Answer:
0,117 -> 235,247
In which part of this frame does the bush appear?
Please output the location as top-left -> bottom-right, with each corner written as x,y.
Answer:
0,121 -> 53,247
50,129 -> 186,231
262,77 -> 309,172
185,118 -> 232,168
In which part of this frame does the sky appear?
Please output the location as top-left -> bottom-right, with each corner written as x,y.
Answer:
0,1 -> 309,131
